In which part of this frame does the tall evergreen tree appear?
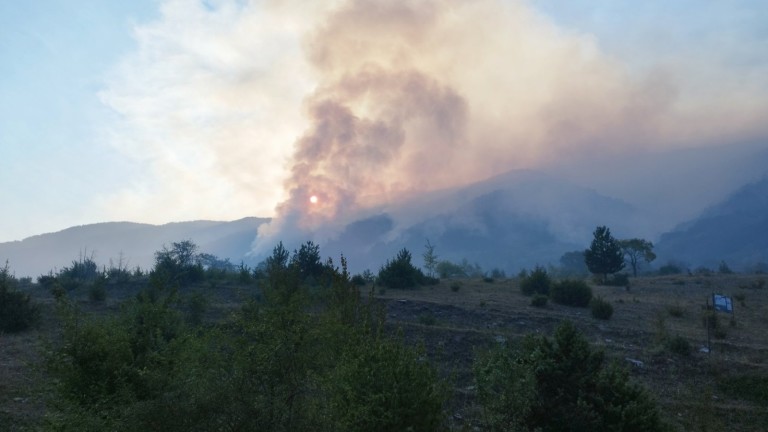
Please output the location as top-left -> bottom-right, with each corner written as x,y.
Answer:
584,226 -> 625,283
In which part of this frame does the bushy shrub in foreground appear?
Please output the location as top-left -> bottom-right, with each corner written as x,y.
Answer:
42,255 -> 449,432
474,321 -> 667,431
0,263 -> 39,333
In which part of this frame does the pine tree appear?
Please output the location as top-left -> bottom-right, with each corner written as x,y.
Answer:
584,226 -> 625,283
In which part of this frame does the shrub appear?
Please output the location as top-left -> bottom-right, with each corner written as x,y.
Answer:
436,260 -> 465,278
531,294 -> 548,308
604,273 -> 630,287
489,268 -> 506,279
718,374 -> 768,405
327,335 -> 449,431
474,321 -> 666,431
550,279 -> 592,307
350,274 -> 367,286
0,263 -> 40,333
483,276 -> 495,283
87,279 -> 107,303
659,263 -> 683,275
187,291 -> 208,326
422,276 -> 440,286
151,240 -> 206,286
666,335 -> 692,356
520,266 -> 551,296
718,260 -> 734,274
418,312 -> 436,326
378,249 -> 427,289
450,282 -> 461,292
590,296 -> 613,320
667,304 -> 685,318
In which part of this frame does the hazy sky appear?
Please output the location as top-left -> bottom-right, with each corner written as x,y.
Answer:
2,0 -> 767,243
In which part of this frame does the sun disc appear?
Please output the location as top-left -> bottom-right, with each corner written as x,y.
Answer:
309,195 -> 318,204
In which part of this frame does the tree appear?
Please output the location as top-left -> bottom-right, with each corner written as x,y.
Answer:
422,239 -> 438,278
291,241 -> 325,281
264,241 -> 290,275
152,240 -> 204,285
584,226 -> 625,283
619,238 -> 656,277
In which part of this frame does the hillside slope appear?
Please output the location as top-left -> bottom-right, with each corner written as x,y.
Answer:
0,217 -> 268,277
656,176 -> 768,270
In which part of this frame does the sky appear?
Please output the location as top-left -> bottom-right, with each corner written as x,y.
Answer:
1,0 -> 767,243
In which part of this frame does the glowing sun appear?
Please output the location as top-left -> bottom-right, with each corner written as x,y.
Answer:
309,195 -> 318,204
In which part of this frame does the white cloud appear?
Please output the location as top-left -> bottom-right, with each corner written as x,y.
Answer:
98,0 -> 316,222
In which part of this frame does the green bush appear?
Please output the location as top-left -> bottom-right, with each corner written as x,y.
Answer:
667,304 -> 685,318
666,335 -> 691,356
590,296 -> 614,320
327,335 -> 448,432
550,279 -> 592,307
378,249 -> 428,289
474,321 -> 666,431
43,253 -> 450,432
350,274 -> 367,286
88,278 -> 107,303
604,273 -> 630,287
520,266 -> 551,296
186,291 -> 208,326
658,263 -> 683,275
530,294 -> 548,308
718,374 -> 768,405
0,263 -> 40,333
436,260 -> 465,278
418,312 -> 436,326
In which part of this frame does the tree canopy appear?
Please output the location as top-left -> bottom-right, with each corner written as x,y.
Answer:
619,238 -> 656,277
584,226 -> 625,283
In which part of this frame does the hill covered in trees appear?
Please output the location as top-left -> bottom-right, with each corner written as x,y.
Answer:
657,176 -> 768,271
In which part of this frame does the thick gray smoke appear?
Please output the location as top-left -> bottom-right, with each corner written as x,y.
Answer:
97,0 -> 768,258
253,0 -> 678,254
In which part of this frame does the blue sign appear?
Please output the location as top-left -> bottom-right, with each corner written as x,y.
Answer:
713,294 -> 733,313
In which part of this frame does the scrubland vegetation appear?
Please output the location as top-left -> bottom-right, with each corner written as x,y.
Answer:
2,231 -> 768,431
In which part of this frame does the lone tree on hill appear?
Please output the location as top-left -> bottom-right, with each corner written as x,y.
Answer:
584,226 -> 625,283
422,239 -> 438,278
619,238 -> 656,277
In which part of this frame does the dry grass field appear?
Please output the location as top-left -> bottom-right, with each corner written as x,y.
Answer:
1,273 -> 767,430
376,273 -> 768,430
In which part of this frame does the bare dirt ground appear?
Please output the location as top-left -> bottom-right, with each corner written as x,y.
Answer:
2,273 -> 767,430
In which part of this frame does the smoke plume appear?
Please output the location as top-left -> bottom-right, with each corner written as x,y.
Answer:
254,0 -> 678,252
98,0 -> 768,256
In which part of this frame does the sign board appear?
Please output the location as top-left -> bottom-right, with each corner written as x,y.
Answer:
713,294 -> 733,313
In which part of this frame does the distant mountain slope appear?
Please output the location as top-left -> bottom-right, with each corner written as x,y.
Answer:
318,170 -> 647,273
1,169 -> 655,278
656,176 -> 768,269
0,217 -> 268,278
